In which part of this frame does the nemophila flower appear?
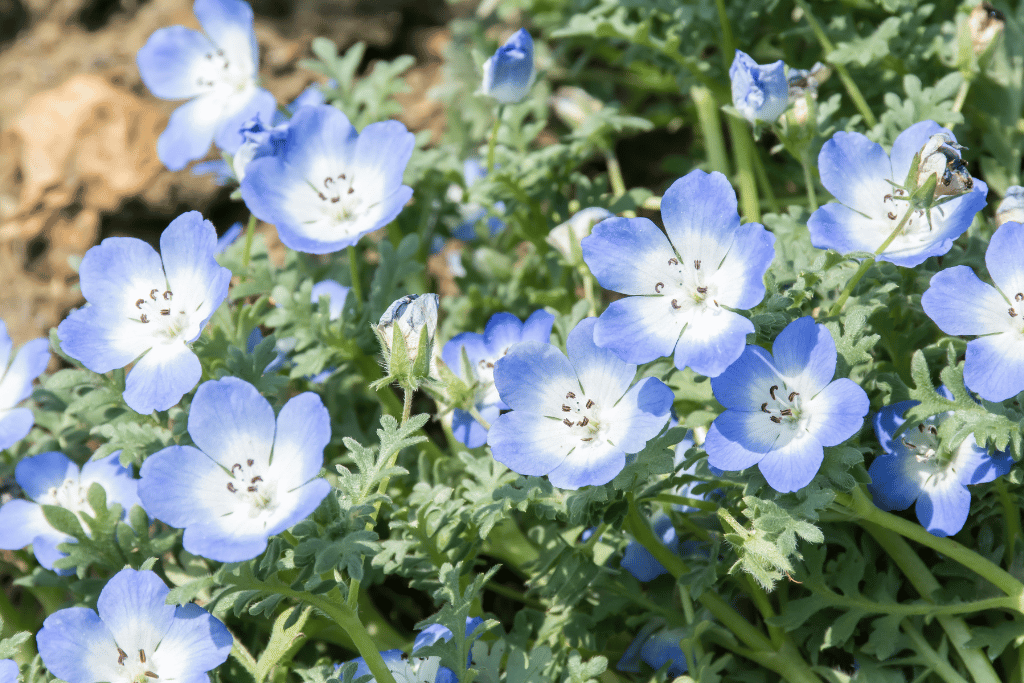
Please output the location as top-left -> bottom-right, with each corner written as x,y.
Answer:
621,515 -> 679,582
448,158 -> 505,241
705,317 -> 869,493
922,221 -> 1024,401
547,207 -> 613,266
342,650 -> 441,683
808,120 -> 988,267
375,294 -> 440,378
582,170 -> 775,378
137,0 -> 276,171
240,104 -> 414,254
0,659 -> 16,683
0,320 -> 49,450
441,309 -> 555,448
617,624 -> 688,678
996,186 -> 1024,227
0,451 -> 139,573
57,211 -> 231,414
138,377 -> 331,562
36,568 -> 230,683
869,389 -> 1013,537
414,617 -> 486,683
481,29 -> 535,104
729,50 -> 788,124
487,317 -> 673,489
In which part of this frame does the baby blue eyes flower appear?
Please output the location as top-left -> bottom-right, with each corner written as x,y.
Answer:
240,104 -> 415,254
0,659 -> 16,683
137,377 -> 332,562
582,169 -> 775,378
57,211 -> 231,414
617,624 -> 688,678
343,650 -> 441,683
996,186 -> 1024,227
620,514 -> 679,582
729,50 -> 788,123
0,320 -> 49,450
0,451 -> 139,573
36,568 -> 231,683
869,391 -> 1013,537
705,317 -> 870,493
808,120 -> 988,268
441,309 -> 555,448
487,318 -> 673,489
136,0 -> 276,171
922,220 -> 1024,402
481,29 -> 535,104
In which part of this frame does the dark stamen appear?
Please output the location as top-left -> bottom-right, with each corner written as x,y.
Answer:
760,403 -> 769,413
581,437 -> 593,441
247,486 -> 258,492
929,426 -> 937,435
347,187 -> 355,194
339,173 -> 347,180
247,459 -> 254,466
118,648 -> 128,665
150,289 -> 158,300
668,258 -> 679,265
769,385 -> 779,400
655,282 -> 664,293
694,259 -> 701,270
144,672 -> 159,679
788,391 -> 798,401
330,196 -> 340,203
780,409 -> 792,416
1010,307 -> 1018,317
163,291 -> 172,300
140,313 -> 149,323
232,463 -> 242,473
251,476 -> 263,483
562,404 -> 571,412
578,417 -> 590,427
888,212 -> 897,220
135,298 -> 145,308
563,418 -> 573,427
697,286 -> 707,294
566,391 -> 576,399
160,309 -> 170,316
586,399 -> 594,408
140,650 -> 146,664
1016,293 -> 1024,302
671,299 -> 681,309
918,424 -> 925,432
227,482 -> 237,493
770,416 -> 782,423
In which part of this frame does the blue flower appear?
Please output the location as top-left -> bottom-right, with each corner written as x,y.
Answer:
621,515 -> 680,582
808,120 -> 988,268
729,50 -> 788,123
441,310 -> 555,448
136,0 -> 276,171
215,221 -> 244,253
0,659 -> 16,683
996,186 -> 1024,227
488,318 -> 673,489
0,451 -> 139,573
0,321 -> 49,450
617,623 -> 688,678
414,617 -> 486,683
36,568 -> 231,683
481,29 -> 535,104
341,650 -> 442,682
582,170 -> 775,378
138,377 -> 332,561
449,158 -> 505,241
57,211 -> 231,414
311,279 -> 351,321
869,389 -> 1013,537
922,221 -> 1024,401
240,104 -> 414,254
705,317 -> 870,493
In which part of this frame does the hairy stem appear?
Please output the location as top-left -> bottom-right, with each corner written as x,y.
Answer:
827,205 -> 914,316
487,109 -> 502,173
242,214 -> 258,271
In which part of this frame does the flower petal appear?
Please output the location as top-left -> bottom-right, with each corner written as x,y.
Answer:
710,345 -> 780,411
521,309 -> 556,343
57,306 -> 152,375
451,404 -> 499,449
481,313 -> 526,354
15,451 -> 75,501
194,0 -> 258,75
157,94 -> 225,171
705,409 -> 779,472
150,603 -> 231,679
270,391 -> 330,489
80,452 -> 141,512
0,338 -> 49,410
96,568 -> 175,653
963,334 -> 1024,402
188,377 -> 275,468
0,408 -> 34,451
673,308 -> 753,378
159,211 -> 231,337
985,221 -> 1024,299
873,400 -> 918,456
136,26 -> 213,100
545,439 -> 625,489
772,317 -> 837,396
604,376 -> 673,454
311,279 -> 350,321
37,607 -> 119,683
807,201 -> 880,256
0,499 -> 51,550
922,265 -> 1010,336
951,437 -> 1014,486
867,454 -> 921,512
568,318 -> 636,407
915,479 -> 970,537
488,412 -> 576,477
756,432 -> 824,493
350,120 -> 415,203
712,221 -> 775,310
889,120 -> 948,182
213,88 -> 277,154
593,295 -> 684,366
492,341 -> 578,415
582,217 -> 677,296
802,378 -> 869,447
816,131 -> 893,211
139,445 -> 232,528
124,342 -> 201,413
181,514 -> 278,562
660,171 -> 740,260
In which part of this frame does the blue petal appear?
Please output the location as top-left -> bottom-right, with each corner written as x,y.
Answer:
710,345 -> 779,411
187,377 -> 275,468
0,408 -> 34,451
729,51 -> 787,123
278,104 -> 357,177
873,401 -> 917,456
593,296 -> 683,365
271,391 -> 331,489
803,378 -> 869,447
605,377 -> 672,455
641,629 -> 688,677
193,0 -> 258,75
673,309 -> 753,378
0,659 -> 17,683
0,337 -> 49,409
922,266 -> 1009,336
32,529 -> 75,573
182,518 -> 278,562
567,317 -> 636,406
705,409 -> 779,472
816,131 -> 892,212
481,312 -> 526,354
37,607 -> 120,683
757,432 -> 825,493
441,333 -> 487,381
985,221 -> 1024,299
488,412 -> 574,477
880,181 -> 987,268
157,95 -> 224,171
0,499 -> 51,550
80,452 -> 141,512
153,603 -> 231,678
867,454 -> 921,511
124,343 -> 201,413
659,171 -> 741,261
16,451 -> 74,501
583,217 -> 676,296
213,88 -> 277,154
159,211 -> 232,337
351,120 -> 416,204
0,321 -> 10,369
953,438 -> 1014,486
617,622 -> 661,673
482,29 -> 534,104
889,120 -> 948,181
215,222 -> 244,253
620,539 -> 668,581
77,235 -> 164,310
916,480 -> 970,537
96,568 -> 176,649
492,341 -> 578,414
57,306 -> 149,375
807,202 -> 879,256
963,334 -> 1024,402
546,438 -> 625,489
136,26 -> 211,100
772,317 -> 837,396
451,404 -> 498,449
139,446 -> 224,528
521,309 -> 556,343
311,279 -> 351,321
714,221 -> 775,310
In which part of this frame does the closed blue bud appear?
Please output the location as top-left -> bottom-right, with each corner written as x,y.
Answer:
729,50 -> 788,123
481,29 -> 535,104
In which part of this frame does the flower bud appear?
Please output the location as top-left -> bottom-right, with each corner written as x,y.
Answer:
915,132 -> 973,199
729,50 -> 788,124
232,117 -> 287,182
550,86 -> 603,129
968,2 -> 1004,55
373,294 -> 440,386
996,186 -> 1024,227
786,61 -> 831,124
547,207 -> 613,265
481,29 -> 535,104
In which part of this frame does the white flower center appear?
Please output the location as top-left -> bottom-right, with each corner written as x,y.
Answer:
760,383 -> 806,432
653,257 -> 720,315
474,345 -> 512,406
224,458 -> 278,518
1007,291 -> 1024,332
194,49 -> 252,94
133,288 -> 194,341
113,645 -> 158,683
308,172 -> 378,233
878,189 -> 952,246
43,477 -> 87,515
558,390 -> 605,445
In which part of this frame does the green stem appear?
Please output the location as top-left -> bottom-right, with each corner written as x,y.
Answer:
348,247 -> 364,312
810,584 -> 1015,616
827,205 -> 914,316
691,85 -> 730,176
580,265 -> 599,317
996,479 -> 1022,565
727,115 -> 761,222
947,78 -> 971,131
653,493 -> 718,512
792,0 -> 878,128
487,108 -> 502,173
750,144 -> 780,214
801,151 -> 818,209
901,621 -> 972,683
242,214 -> 257,271
604,150 -> 627,198
713,0 -> 736,60
468,405 -> 491,431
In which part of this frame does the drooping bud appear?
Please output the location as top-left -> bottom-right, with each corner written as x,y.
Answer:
968,2 -> 1005,55
373,294 -> 440,388
913,132 -> 973,200
481,29 -> 535,104
996,186 -> 1024,227
550,86 -> 603,129
547,207 -> 614,266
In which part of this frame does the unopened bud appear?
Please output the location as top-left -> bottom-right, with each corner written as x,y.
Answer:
915,133 -> 973,199
550,86 -> 603,129
547,207 -> 614,265
373,294 -> 440,386
996,186 -> 1024,227
968,2 -> 1004,55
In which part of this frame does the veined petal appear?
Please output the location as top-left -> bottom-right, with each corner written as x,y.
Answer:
139,445 -> 234,528
568,318 -> 636,407
673,308 -> 753,378
188,377 -> 275,469
873,400 -> 917,457
123,342 -> 201,413
150,603 -> 231,679
963,334 -> 1024,402
705,409 -> 780,472
77,236 -> 164,310
772,317 -> 837,396
889,120 -> 948,181
712,221 -> 775,310
867,454 -> 921,511
440,333 -> 488,381
136,26 -> 213,100
802,378 -> 869,447
603,376 -> 672,454
194,0 -> 258,76
37,607 -> 120,683
57,306 -> 152,374
880,181 -> 987,268
157,94 -> 225,171
269,391 -> 330,489
281,104 -> 357,179
949,436 -> 1013,486
181,514 -> 278,562
159,211 -> 231,336
350,120 -> 416,200
756,431 -> 824,493
817,131 -> 893,211
481,312 -> 526,354
582,217 -> 677,295
546,439 -> 625,489
986,221 -> 1024,299
488,412 -> 576,476
593,296 -> 684,366
260,478 -> 331,540
915,477 -> 970,537
710,345 -> 780,411
0,338 -> 49,409
492,341 -> 578,415
922,266 -> 1011,336
16,451 -> 75,501
807,202 -> 881,256
96,568 -> 175,654
660,171 -> 740,260
521,309 -> 556,342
